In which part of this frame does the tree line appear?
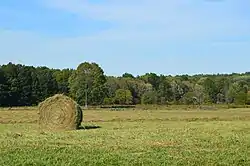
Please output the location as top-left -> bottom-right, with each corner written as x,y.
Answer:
0,62 -> 250,107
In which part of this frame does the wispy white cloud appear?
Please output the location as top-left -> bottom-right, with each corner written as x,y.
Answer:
41,0 -> 250,41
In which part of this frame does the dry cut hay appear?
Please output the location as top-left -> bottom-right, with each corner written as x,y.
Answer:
38,94 -> 83,131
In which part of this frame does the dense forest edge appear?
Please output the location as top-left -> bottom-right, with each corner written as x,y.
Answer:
0,62 -> 250,108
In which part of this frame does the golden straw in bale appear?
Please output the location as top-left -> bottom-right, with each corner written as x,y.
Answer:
38,94 -> 83,131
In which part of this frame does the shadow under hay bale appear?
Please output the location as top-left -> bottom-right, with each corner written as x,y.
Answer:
77,125 -> 101,130
38,94 -> 83,131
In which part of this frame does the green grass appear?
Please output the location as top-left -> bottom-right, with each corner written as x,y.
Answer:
1,108 -> 250,165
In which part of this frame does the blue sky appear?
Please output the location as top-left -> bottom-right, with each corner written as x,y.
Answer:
0,0 -> 250,76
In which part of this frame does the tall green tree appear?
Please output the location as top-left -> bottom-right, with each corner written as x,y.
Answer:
69,62 -> 106,105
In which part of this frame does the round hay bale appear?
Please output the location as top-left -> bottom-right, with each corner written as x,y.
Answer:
38,94 -> 83,131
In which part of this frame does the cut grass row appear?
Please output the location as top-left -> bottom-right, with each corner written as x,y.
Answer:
1,107 -> 250,124
1,107 -> 250,165
1,121 -> 250,165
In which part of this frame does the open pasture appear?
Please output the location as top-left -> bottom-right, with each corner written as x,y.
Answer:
1,107 -> 250,165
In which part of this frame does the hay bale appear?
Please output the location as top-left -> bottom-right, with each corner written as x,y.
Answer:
38,94 -> 83,131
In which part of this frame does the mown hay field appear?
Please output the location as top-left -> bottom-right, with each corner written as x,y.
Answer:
1,107 -> 250,165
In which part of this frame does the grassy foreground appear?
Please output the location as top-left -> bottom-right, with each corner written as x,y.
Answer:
1,108 -> 250,165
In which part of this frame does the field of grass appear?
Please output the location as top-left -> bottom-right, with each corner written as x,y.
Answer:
1,107 -> 250,165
